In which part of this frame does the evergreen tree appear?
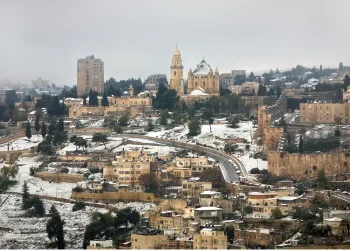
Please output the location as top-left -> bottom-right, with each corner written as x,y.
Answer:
257,84 -> 267,96
276,85 -> 281,98
41,122 -> 47,138
339,62 -> 344,71
188,119 -> 201,136
88,89 -> 93,106
317,168 -> 329,189
48,123 -> 55,136
101,92 -> 109,106
83,96 -> 86,105
26,121 -> 32,139
22,181 -> 30,202
299,135 -> 303,153
46,205 -> 65,249
344,74 -> 350,90
35,115 -> 40,134
58,117 -> 64,132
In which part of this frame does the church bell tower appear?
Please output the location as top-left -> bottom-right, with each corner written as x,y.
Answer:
170,45 -> 184,96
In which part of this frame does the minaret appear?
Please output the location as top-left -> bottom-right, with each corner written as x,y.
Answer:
170,45 -> 184,96
129,84 -> 134,97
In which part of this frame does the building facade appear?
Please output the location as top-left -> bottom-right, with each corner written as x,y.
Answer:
300,102 -> 350,125
77,55 -> 104,96
187,59 -> 220,96
32,77 -> 49,89
145,74 -> 167,91
169,47 -> 184,96
220,73 -> 234,88
193,228 -> 227,249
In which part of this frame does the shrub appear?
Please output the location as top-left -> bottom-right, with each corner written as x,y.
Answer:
60,168 -> 69,174
72,200 -> 86,212
29,167 -> 36,176
89,168 -> 102,174
72,186 -> 84,192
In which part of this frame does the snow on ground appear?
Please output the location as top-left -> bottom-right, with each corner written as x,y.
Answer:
144,121 -> 255,150
0,194 -> 108,249
193,121 -> 254,149
57,137 -> 123,155
8,156 -> 75,198
126,138 -> 162,144
0,135 -> 43,151
238,152 -> 268,171
110,202 -> 156,213
113,144 -> 179,155
129,116 -> 159,127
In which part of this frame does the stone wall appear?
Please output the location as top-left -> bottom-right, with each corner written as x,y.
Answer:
34,172 -> 84,183
268,151 -> 350,180
71,191 -> 155,202
0,132 -> 25,145
258,96 -> 286,151
56,155 -> 93,161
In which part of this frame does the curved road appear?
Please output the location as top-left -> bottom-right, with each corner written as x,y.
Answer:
69,132 -> 251,185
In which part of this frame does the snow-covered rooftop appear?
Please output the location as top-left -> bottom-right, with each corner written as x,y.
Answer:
193,59 -> 212,75
189,87 -> 209,96
195,207 -> 222,211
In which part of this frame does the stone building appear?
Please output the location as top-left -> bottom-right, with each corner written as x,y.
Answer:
68,86 -> 154,118
193,227 -> 227,249
300,101 -> 350,125
220,73 -> 234,88
77,55 -> 104,96
103,160 -> 151,191
130,233 -> 168,249
234,228 -> 283,248
149,210 -> 186,230
32,77 -> 49,89
169,46 -> 184,96
144,74 -> 167,91
187,59 -> 220,96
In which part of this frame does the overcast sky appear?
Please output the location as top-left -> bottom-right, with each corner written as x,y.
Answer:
0,0 -> 348,86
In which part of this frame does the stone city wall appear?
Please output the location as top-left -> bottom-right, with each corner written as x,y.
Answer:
268,151 -> 350,180
34,172 -> 84,183
258,96 -> 286,151
71,191 -> 155,202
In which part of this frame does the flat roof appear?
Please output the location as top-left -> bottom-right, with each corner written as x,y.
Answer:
248,192 -> 277,196
195,207 -> 222,211
201,191 -> 220,195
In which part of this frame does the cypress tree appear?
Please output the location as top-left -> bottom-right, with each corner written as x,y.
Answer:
35,115 -> 40,134
58,117 -> 64,132
299,135 -> 303,153
26,121 -> 32,139
41,122 -> 47,138
102,92 -> 109,106
89,89 -> 93,106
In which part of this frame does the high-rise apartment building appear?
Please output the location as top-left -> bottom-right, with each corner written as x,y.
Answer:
77,55 -> 104,97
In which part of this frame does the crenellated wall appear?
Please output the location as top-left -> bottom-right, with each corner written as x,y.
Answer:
258,95 -> 286,151
268,151 -> 350,180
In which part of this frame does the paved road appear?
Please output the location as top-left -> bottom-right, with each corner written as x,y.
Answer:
69,132 -> 244,183
331,191 -> 350,203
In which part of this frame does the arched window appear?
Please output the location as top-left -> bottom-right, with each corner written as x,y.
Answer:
174,71 -> 176,76
196,82 -> 198,87
203,82 -> 205,87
